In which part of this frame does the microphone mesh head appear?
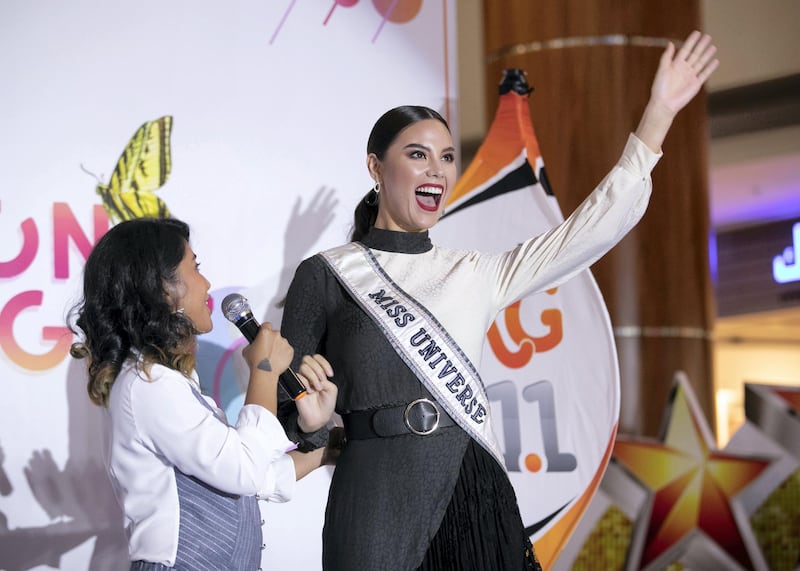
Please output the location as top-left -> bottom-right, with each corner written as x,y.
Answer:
221,293 -> 251,322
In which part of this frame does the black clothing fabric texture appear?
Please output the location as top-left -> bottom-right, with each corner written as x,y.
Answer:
279,227 -> 538,571
417,439 -> 542,571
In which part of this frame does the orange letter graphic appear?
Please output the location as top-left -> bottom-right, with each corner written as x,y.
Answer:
487,290 -> 563,369
0,291 -> 73,371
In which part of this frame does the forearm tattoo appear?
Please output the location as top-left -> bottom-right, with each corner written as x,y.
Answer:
257,358 -> 272,372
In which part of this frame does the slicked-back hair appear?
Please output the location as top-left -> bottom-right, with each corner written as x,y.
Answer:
351,106 -> 450,242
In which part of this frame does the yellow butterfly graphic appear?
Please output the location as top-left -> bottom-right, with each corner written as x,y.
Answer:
95,116 -> 173,224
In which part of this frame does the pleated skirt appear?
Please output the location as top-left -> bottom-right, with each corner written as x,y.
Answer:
417,439 -> 542,571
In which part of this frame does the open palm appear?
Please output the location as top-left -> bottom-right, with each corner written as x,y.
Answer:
651,31 -> 719,114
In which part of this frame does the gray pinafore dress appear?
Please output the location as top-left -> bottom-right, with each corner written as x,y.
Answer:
130,391 -> 265,570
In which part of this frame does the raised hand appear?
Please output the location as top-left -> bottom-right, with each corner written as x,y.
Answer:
283,187 -> 338,264
651,31 -> 719,116
635,30 -> 720,152
24,449 -> 69,520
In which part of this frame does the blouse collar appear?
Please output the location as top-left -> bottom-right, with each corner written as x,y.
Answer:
359,227 -> 433,254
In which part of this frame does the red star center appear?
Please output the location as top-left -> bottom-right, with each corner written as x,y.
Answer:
614,380 -> 770,568
775,388 -> 800,412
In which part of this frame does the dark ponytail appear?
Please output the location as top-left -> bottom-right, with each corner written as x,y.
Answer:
349,105 -> 450,242
351,191 -> 380,242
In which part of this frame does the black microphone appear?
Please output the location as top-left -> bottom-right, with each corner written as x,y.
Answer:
221,293 -> 308,401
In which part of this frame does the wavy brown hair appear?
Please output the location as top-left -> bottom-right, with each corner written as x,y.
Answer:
69,218 -> 198,406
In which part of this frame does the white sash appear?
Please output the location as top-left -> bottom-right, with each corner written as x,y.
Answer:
320,242 -> 505,467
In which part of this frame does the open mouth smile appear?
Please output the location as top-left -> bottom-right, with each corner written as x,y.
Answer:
415,185 -> 444,212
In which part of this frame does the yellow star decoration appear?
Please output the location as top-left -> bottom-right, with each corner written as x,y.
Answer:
613,378 -> 770,569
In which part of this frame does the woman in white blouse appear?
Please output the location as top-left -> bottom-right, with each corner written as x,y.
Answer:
69,217 -> 337,570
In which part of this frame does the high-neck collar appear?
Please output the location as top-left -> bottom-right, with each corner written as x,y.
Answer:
359,227 -> 433,254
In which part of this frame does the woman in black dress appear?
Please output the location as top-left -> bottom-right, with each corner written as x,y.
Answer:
278,31 -> 718,571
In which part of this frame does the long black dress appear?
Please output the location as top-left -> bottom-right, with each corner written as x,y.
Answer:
279,229 -> 540,571
278,134 -> 657,570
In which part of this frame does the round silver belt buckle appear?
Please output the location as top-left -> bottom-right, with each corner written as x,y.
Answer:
404,398 -> 440,436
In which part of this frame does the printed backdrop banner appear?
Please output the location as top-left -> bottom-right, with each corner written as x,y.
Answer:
432,84 -> 621,569
0,2 -> 456,569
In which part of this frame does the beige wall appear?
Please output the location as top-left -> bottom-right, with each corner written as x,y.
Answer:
714,341 -> 800,443
703,0 -> 800,89
456,0 -> 487,142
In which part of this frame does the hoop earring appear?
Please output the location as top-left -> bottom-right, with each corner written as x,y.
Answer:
174,308 -> 185,315
374,182 -> 381,193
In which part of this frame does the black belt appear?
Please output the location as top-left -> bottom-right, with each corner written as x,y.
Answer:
343,398 -> 456,439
